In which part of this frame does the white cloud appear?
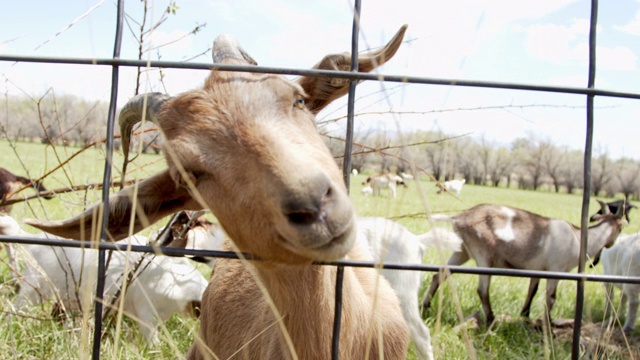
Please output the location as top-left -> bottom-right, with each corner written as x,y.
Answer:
526,24 -> 587,62
597,46 -> 637,71
522,19 -> 636,71
615,10 -> 640,36
523,20 -> 593,63
209,1 -> 239,22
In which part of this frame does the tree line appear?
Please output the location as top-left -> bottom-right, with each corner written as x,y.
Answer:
0,93 -> 160,153
324,127 -> 640,201
2,93 -> 638,200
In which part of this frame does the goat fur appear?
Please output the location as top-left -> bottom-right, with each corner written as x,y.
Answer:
24,26 -> 411,359
601,232 -> 640,332
436,179 -> 465,196
422,201 -> 625,325
1,214 -> 207,343
0,167 -> 54,278
358,217 -> 461,360
0,167 -> 53,213
173,215 -> 462,360
362,173 -> 406,198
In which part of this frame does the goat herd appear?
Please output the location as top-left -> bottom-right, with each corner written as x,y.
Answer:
1,25 -> 639,359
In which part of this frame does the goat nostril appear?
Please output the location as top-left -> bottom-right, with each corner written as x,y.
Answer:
287,210 -> 320,225
282,174 -> 334,225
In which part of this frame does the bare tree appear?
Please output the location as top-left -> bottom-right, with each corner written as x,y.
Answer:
512,134 -> 548,191
488,146 -> 514,187
454,137 -> 482,184
423,131 -> 450,181
591,150 -> 614,196
559,150 -> 584,194
543,142 -> 566,193
478,136 -> 492,186
612,158 -> 640,200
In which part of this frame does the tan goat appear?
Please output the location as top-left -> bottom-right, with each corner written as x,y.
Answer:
26,26 -> 410,359
422,201 -> 625,326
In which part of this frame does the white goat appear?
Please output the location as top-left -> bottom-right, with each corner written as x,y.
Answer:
358,217 -> 461,360
148,211 -> 226,268
601,232 -> 640,332
25,26 -> 411,359
436,179 -> 465,196
401,172 -> 414,180
422,201 -> 625,325
1,214 -> 207,343
362,173 -> 407,198
361,185 -> 374,196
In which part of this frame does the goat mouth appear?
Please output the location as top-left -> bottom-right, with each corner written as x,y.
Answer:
276,224 -> 354,259
311,229 -> 350,251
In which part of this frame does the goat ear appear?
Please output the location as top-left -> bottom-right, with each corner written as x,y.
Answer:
25,170 -> 201,241
298,24 -> 407,114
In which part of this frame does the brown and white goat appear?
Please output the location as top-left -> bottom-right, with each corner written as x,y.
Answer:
1,167 -> 54,278
421,201 -> 625,325
362,173 -> 406,198
25,26 -> 410,359
436,179 -> 465,196
0,167 -> 53,213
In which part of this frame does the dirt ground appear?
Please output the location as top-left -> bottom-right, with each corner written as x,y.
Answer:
553,321 -> 640,359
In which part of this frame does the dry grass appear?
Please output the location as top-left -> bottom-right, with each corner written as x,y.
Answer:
1,139 -> 640,359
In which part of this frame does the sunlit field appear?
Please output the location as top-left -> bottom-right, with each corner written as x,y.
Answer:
1,140 -> 639,359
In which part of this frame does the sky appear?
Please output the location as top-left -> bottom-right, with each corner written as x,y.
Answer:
1,0 -> 640,160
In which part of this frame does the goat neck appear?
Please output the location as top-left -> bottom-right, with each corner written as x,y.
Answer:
197,240 -> 408,360
584,214 -> 624,255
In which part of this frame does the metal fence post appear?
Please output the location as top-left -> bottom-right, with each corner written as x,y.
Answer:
92,0 -> 125,358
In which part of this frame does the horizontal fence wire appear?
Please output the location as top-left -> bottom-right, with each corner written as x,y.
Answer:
2,55 -> 640,100
2,235 -> 640,286
1,0 -> 639,359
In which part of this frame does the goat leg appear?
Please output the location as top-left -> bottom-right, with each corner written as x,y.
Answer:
421,273 -> 442,318
421,250 -> 470,318
603,282 -> 616,327
544,279 -> 559,325
477,274 -> 495,325
624,289 -> 639,333
520,277 -> 540,318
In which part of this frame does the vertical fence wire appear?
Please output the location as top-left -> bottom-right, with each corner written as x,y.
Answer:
572,1 -> 599,357
92,0 -> 125,357
332,0 -> 362,358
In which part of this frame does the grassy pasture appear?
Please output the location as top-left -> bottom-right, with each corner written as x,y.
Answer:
1,140 -> 639,359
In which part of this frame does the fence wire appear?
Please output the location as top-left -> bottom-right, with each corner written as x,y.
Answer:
1,0 -> 639,359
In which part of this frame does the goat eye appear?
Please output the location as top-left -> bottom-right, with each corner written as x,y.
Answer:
293,98 -> 305,109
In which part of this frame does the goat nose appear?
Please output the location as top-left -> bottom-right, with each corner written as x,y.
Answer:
282,174 -> 333,225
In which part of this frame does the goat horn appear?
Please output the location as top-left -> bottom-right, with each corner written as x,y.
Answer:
298,24 -> 408,114
615,202 -> 625,218
119,92 -> 171,160
212,34 -> 257,65
596,199 -> 610,215
358,24 -> 408,73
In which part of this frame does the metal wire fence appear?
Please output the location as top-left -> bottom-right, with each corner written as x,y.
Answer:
1,0 -> 640,359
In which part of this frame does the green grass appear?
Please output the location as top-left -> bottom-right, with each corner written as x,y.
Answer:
1,140 -> 639,359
